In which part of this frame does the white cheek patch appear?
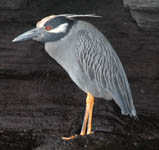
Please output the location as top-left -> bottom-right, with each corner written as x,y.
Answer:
48,23 -> 68,33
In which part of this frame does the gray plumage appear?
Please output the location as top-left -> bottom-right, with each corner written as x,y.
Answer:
45,20 -> 136,117
12,14 -> 137,117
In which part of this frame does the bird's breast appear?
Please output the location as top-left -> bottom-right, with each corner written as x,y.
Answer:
45,41 -> 91,93
45,40 -> 77,70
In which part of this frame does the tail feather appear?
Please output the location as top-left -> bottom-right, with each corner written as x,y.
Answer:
113,89 -> 137,118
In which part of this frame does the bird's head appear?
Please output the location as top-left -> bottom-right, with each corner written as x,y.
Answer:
12,14 -> 102,43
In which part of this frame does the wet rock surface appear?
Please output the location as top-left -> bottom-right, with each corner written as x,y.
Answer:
0,0 -> 159,149
124,0 -> 159,31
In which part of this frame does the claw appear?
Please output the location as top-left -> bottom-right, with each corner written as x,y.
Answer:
62,135 -> 78,140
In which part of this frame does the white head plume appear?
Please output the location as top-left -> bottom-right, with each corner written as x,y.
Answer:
36,14 -> 102,28
57,14 -> 102,19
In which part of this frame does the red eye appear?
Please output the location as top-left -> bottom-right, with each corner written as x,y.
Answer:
45,25 -> 52,31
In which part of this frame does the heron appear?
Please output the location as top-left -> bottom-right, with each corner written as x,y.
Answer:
12,14 -> 137,140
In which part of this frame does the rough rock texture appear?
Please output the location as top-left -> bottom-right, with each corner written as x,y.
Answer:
123,0 -> 129,7
127,0 -> 159,10
124,0 -> 159,31
0,0 -> 159,150
0,0 -> 30,9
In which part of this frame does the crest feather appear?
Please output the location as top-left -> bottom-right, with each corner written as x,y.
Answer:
58,14 -> 102,18
36,14 -> 102,28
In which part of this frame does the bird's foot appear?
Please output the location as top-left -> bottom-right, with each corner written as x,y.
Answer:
62,134 -> 78,140
62,131 -> 94,140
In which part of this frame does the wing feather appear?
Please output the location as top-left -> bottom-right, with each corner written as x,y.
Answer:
76,29 -> 137,117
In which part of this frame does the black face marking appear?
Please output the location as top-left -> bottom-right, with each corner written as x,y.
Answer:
44,16 -> 73,29
43,16 -> 75,42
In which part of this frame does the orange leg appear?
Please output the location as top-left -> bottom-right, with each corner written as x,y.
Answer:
62,92 -> 94,140
87,94 -> 94,134
80,92 -> 94,136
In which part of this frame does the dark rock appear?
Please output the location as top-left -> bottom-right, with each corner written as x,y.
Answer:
130,9 -> 159,31
124,0 -> 159,31
127,0 -> 159,10
0,0 -> 30,9
123,0 -> 129,7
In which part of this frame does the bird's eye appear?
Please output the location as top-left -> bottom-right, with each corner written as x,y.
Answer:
45,25 -> 52,31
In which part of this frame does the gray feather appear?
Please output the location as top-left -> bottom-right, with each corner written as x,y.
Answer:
75,26 -> 137,117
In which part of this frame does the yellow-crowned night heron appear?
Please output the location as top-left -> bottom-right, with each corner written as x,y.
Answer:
12,14 -> 137,140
